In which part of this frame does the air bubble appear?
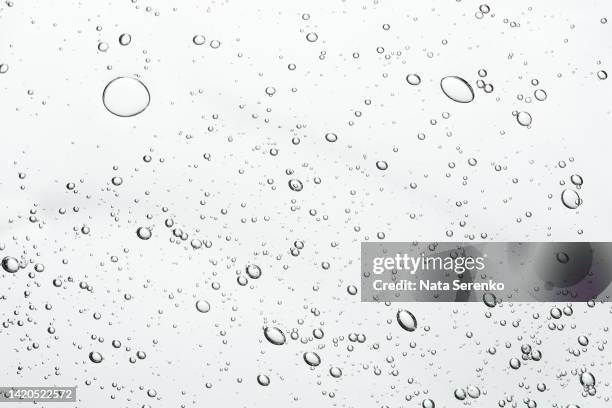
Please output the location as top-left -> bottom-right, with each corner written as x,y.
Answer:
440,76 -> 475,103
102,77 -> 150,117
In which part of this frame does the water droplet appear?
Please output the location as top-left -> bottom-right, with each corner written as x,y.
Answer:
440,76 -> 475,103
397,309 -> 417,332
102,76 -> 150,117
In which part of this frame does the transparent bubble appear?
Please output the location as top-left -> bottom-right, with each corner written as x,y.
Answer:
102,77 -> 150,117
119,33 -> 132,46
256,374 -> 270,386
397,309 -> 417,332
454,388 -> 467,400
509,357 -> 521,369
288,179 -> 303,192
329,367 -> 342,378
263,327 -> 286,346
1,256 -> 19,273
305,33 -> 318,42
245,264 -> 262,279
440,76 -> 475,103
422,398 -> 435,408
195,300 -> 211,313
579,372 -> 595,387
303,351 -> 321,367
406,74 -> 421,85
193,35 -> 206,45
89,351 -> 104,363
376,161 -> 388,171
561,189 -> 582,209
534,89 -> 547,101
325,132 -> 338,142
136,227 -> 152,240
516,111 -> 532,126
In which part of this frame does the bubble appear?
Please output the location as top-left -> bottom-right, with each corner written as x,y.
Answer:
193,35 -> 206,45
454,388 -> 467,400
245,264 -> 262,279
466,385 -> 481,398
136,227 -> 152,240
195,300 -> 211,313
119,33 -> 132,46
325,132 -> 338,142
396,309 -> 417,332
0,64 -> 8,74
97,42 -> 109,52
111,176 -> 123,186
516,111 -> 532,126
1,256 -> 19,273
555,251 -> 570,264
306,32 -> 318,42
534,89 -> 547,101
89,351 -> 104,363
578,335 -> 589,346
509,357 -> 521,369
597,70 -> 608,80
482,292 -> 497,307
265,86 -> 276,96
303,351 -> 321,367
256,374 -> 270,386
288,179 -> 303,192
329,367 -> 342,378
406,74 -> 421,85
263,327 -> 286,346
570,174 -> 583,186
561,189 -> 582,209
422,398 -> 435,408
347,285 -> 358,295
102,77 -> 150,117
440,76 -> 475,103
550,307 -> 563,319
579,372 -> 595,387
376,161 -> 389,171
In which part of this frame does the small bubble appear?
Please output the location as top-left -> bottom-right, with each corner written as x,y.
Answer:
406,74 -> 421,85
195,300 -> 211,313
